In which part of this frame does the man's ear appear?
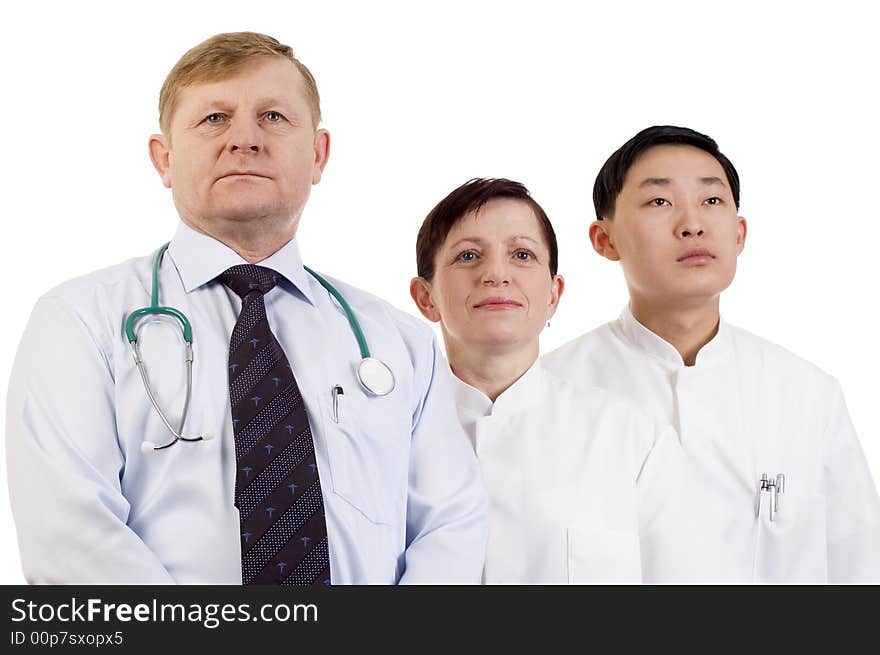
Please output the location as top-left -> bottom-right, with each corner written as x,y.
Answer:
589,220 -> 620,261
736,215 -> 748,254
148,134 -> 173,188
409,277 -> 441,322
311,128 -> 331,185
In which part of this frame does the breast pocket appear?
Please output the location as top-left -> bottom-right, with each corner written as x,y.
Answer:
566,525 -> 642,584
317,389 -> 408,526
758,489 -> 828,582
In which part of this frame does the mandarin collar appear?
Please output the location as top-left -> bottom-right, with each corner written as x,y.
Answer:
166,221 -> 316,306
618,304 -> 731,368
452,360 -> 545,420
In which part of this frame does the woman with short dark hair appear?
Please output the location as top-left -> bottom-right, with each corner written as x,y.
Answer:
410,178 -> 695,583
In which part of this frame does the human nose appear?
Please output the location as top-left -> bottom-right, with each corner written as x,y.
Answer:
675,204 -> 704,238
480,252 -> 511,286
227,118 -> 263,154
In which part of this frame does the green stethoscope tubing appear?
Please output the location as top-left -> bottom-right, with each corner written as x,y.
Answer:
124,247 -> 369,359
303,265 -> 370,360
124,243 -> 373,358
126,243 -> 394,452
126,243 -> 197,450
125,243 -> 193,345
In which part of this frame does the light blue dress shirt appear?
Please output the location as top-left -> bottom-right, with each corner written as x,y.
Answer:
6,222 -> 488,583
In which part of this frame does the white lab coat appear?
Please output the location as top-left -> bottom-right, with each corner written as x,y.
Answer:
542,307 -> 880,583
452,361 -> 696,584
5,222 -> 488,584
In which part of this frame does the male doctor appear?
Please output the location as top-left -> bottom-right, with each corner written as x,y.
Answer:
543,125 -> 880,582
5,32 -> 487,584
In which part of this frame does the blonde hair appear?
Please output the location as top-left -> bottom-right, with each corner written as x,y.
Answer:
158,32 -> 321,134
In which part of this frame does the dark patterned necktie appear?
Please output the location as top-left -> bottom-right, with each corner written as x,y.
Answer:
220,264 -> 331,586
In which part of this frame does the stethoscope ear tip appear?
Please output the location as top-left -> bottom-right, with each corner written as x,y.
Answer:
201,432 -> 215,441
141,441 -> 157,454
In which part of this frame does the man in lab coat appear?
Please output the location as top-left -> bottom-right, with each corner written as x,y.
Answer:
542,125 -> 880,582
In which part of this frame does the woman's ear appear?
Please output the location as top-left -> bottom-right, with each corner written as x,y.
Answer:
410,277 -> 441,322
547,274 -> 565,320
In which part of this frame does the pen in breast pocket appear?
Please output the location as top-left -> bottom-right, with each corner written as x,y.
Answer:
755,472 -> 786,522
756,473 -> 768,518
332,385 -> 344,423
768,476 -> 778,522
775,474 -> 785,512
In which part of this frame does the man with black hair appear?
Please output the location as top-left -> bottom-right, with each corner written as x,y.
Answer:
543,125 -> 880,582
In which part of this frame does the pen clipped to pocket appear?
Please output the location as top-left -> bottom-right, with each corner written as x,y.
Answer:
331,384 -> 344,423
755,472 -> 786,522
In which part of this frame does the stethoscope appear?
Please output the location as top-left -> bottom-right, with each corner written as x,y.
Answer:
125,243 -> 395,453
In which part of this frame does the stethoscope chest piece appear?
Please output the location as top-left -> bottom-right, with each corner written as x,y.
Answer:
357,357 -> 395,396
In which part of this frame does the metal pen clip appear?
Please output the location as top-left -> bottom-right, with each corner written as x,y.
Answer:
767,477 -> 777,522
756,473 -> 769,518
332,385 -> 344,424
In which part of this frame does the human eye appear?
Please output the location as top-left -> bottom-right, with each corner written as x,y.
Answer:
513,249 -> 535,262
649,197 -> 670,207
704,196 -> 724,206
455,250 -> 478,263
263,110 -> 286,123
204,112 -> 226,125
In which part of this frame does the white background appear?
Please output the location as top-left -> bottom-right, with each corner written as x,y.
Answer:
1,0 -> 877,583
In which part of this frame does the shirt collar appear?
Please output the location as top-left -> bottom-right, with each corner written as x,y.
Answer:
166,221 -> 316,306
618,304 -> 731,368
452,361 -> 545,419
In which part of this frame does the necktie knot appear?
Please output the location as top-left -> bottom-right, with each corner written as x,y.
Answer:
220,265 -> 280,298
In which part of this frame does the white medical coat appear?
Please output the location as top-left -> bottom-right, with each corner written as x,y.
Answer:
5,222 -> 488,584
542,307 -> 880,582
452,361 -> 696,583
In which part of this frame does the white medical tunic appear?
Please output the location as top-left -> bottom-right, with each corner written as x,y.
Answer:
6,222 -> 488,584
452,361 -> 695,584
542,307 -> 880,583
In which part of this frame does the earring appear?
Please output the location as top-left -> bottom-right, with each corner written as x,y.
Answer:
546,321 -> 551,328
